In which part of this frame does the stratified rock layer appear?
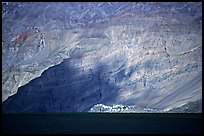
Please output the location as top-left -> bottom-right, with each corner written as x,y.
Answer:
2,2 -> 202,112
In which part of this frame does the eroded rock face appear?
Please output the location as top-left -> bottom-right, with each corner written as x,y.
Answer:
2,2 -> 202,112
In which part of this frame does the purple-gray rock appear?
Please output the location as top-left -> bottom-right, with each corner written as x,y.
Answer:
2,2 -> 202,112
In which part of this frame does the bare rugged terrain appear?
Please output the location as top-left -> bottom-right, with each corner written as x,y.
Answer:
2,2 -> 202,112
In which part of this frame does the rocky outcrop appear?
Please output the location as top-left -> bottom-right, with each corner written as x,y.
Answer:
165,99 -> 202,113
2,2 -> 202,112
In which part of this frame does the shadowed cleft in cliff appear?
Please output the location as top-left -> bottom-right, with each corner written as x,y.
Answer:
2,58 -> 120,112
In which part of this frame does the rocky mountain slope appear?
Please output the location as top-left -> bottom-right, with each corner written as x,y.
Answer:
2,2 -> 202,112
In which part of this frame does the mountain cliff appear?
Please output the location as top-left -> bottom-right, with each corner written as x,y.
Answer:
2,2 -> 202,112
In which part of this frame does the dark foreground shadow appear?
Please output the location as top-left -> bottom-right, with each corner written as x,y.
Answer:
2,113 -> 202,134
